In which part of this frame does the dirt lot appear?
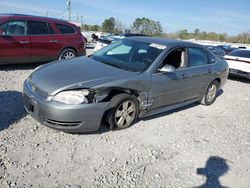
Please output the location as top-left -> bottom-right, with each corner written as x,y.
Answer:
0,50 -> 250,188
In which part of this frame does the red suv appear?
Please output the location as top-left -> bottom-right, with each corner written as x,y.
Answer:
0,14 -> 86,64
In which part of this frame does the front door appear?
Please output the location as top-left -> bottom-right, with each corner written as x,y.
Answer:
0,20 -> 31,64
149,47 -> 192,109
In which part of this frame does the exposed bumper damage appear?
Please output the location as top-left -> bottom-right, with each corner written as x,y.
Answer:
23,80 -> 109,133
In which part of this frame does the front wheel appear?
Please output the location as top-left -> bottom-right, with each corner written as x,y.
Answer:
107,94 -> 139,130
200,80 -> 219,106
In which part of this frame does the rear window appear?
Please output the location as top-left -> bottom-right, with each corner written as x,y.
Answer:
28,20 -> 54,35
229,50 -> 250,58
55,24 -> 75,34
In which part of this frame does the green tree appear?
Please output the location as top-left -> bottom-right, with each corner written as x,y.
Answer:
102,17 -> 115,33
132,17 -> 163,36
194,28 -> 200,39
178,29 -> 188,39
90,25 -> 100,31
82,24 -> 89,31
155,21 -> 163,36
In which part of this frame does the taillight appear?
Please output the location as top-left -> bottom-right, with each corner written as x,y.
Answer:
81,35 -> 87,48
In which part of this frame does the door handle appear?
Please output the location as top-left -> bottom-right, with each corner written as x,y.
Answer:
50,40 -> 58,43
182,74 -> 188,79
19,41 -> 29,44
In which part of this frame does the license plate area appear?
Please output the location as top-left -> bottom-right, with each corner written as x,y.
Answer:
29,102 -> 34,113
23,94 -> 34,112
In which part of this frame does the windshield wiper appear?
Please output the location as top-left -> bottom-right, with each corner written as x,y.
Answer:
98,59 -> 133,71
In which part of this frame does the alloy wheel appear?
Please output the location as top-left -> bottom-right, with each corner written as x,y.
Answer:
62,51 -> 76,59
206,84 -> 217,103
114,100 -> 136,128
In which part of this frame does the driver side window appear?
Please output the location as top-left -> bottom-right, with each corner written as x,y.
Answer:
161,47 -> 186,69
0,20 -> 26,36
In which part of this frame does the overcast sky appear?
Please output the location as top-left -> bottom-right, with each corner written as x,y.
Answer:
1,0 -> 250,35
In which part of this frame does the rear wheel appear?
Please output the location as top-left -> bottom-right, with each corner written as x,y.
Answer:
58,48 -> 76,60
200,80 -> 219,106
107,94 -> 139,130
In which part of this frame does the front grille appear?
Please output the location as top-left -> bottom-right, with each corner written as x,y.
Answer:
45,119 -> 81,127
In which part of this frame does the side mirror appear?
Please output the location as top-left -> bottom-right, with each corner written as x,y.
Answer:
159,64 -> 176,73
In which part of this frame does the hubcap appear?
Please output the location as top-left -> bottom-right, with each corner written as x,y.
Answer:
62,51 -> 75,59
115,100 -> 136,128
206,84 -> 217,102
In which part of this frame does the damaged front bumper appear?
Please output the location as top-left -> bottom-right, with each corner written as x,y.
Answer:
23,80 -> 109,133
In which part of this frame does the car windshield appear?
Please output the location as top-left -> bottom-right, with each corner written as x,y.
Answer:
93,39 -> 165,72
228,50 -> 250,58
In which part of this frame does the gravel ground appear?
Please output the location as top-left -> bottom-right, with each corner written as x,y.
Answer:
0,50 -> 250,188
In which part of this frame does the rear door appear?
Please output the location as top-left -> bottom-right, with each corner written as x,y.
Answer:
28,20 -> 59,62
0,20 -> 31,64
53,23 -> 80,55
183,47 -> 216,99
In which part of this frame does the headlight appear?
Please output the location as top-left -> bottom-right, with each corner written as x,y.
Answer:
53,90 -> 90,105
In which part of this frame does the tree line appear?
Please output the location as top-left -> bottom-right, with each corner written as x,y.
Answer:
165,29 -> 250,44
81,17 -> 250,44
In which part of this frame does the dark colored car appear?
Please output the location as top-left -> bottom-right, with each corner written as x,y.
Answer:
206,45 -> 226,58
94,33 -> 149,51
217,45 -> 237,54
23,37 -> 228,133
0,14 -> 86,65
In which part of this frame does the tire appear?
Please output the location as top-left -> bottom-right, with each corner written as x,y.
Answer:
107,93 -> 139,130
58,48 -> 77,60
200,80 -> 219,106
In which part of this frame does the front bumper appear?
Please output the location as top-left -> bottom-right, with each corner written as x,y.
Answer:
22,80 -> 109,133
229,68 -> 250,79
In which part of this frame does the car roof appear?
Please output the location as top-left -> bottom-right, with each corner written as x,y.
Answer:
0,13 -> 70,24
127,36 -> 201,47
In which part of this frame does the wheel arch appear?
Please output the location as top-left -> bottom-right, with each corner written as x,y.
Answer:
99,87 -> 140,103
99,88 -> 140,129
214,78 -> 221,87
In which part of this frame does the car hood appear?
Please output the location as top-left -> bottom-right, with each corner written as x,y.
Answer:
30,57 -> 137,95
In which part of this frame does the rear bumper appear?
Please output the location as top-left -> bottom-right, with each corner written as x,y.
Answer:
229,68 -> 250,79
23,80 -> 109,133
78,48 -> 86,56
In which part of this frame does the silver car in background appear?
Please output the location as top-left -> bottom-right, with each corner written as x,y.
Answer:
23,37 -> 229,133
